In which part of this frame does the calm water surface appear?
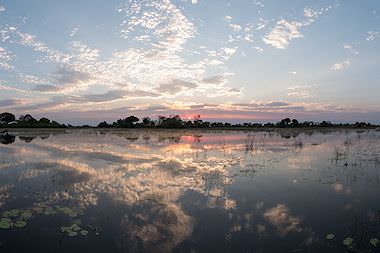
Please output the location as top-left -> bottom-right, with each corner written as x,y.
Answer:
0,129 -> 380,253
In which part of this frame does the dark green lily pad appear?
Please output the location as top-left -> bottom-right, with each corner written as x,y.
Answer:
3,209 -> 19,217
21,211 -> 32,219
67,231 -> 78,237
44,207 -> 56,215
0,218 -> 12,229
80,230 -> 89,236
370,238 -> 380,247
14,220 -> 27,228
343,237 -> 354,246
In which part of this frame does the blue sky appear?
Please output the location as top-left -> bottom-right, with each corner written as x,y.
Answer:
0,0 -> 379,124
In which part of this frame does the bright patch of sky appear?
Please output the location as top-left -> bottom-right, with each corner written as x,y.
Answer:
0,0 -> 380,124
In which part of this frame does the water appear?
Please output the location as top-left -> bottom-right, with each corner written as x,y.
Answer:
0,129 -> 380,253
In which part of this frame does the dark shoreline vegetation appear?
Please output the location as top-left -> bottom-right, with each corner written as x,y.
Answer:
1,112 -> 378,129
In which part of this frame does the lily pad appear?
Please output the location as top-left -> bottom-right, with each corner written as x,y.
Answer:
370,238 -> 380,247
343,237 -> 354,246
0,218 -> 12,229
44,207 -> 56,215
21,211 -> 32,219
0,222 -> 11,229
71,224 -> 81,231
61,226 -> 70,233
80,230 -> 89,236
14,220 -> 27,228
3,209 -> 19,217
67,231 -> 78,237
326,234 -> 335,240
73,219 -> 82,225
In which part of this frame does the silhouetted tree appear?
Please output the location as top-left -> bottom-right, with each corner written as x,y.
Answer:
117,116 -> 139,128
98,121 -> 110,128
0,112 -> 16,123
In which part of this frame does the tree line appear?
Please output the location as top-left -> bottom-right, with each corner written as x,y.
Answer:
0,112 -> 377,129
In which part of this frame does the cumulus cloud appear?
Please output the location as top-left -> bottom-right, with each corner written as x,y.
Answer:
0,5 -> 5,12
263,19 -> 303,49
330,59 -> 351,70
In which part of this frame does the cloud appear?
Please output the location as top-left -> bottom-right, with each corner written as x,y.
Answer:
0,5 -> 5,12
0,83 -> 29,93
366,31 -> 379,41
229,24 -> 242,32
69,27 -> 80,37
0,99 -> 26,107
82,90 -> 127,103
263,19 -> 303,49
53,66 -> 92,85
191,0 -> 198,4
287,85 -> 316,99
202,75 -> 225,84
330,59 -> 351,70
0,47 -> 14,70
256,18 -> 268,30
19,74 -> 48,85
343,43 -> 359,55
264,204 -> 302,236
156,79 -> 197,95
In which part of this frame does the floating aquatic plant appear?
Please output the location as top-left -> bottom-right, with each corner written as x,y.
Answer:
370,238 -> 380,247
326,234 -> 335,240
61,222 -> 87,237
0,218 -> 12,229
14,220 -> 27,228
44,207 -> 56,215
343,237 -> 354,246
21,211 -> 32,219
3,209 -> 19,217
80,230 -> 89,236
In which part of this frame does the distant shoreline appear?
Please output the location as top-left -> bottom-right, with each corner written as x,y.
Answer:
1,126 -> 379,132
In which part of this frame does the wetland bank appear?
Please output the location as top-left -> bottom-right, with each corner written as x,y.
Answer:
0,129 -> 380,253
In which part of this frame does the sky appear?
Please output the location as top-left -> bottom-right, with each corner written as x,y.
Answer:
0,0 -> 380,125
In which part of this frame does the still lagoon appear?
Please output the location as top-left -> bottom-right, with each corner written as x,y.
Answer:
0,129 -> 380,252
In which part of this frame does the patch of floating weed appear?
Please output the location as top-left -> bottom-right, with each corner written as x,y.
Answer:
326,233 -> 335,240
370,238 -> 380,247
14,220 -> 27,228
0,218 -> 12,229
61,221 -> 91,237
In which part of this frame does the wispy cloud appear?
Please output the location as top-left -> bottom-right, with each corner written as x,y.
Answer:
343,43 -> 359,55
330,59 -> 351,70
366,31 -> 379,41
287,85 -> 316,99
69,27 -> 80,37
